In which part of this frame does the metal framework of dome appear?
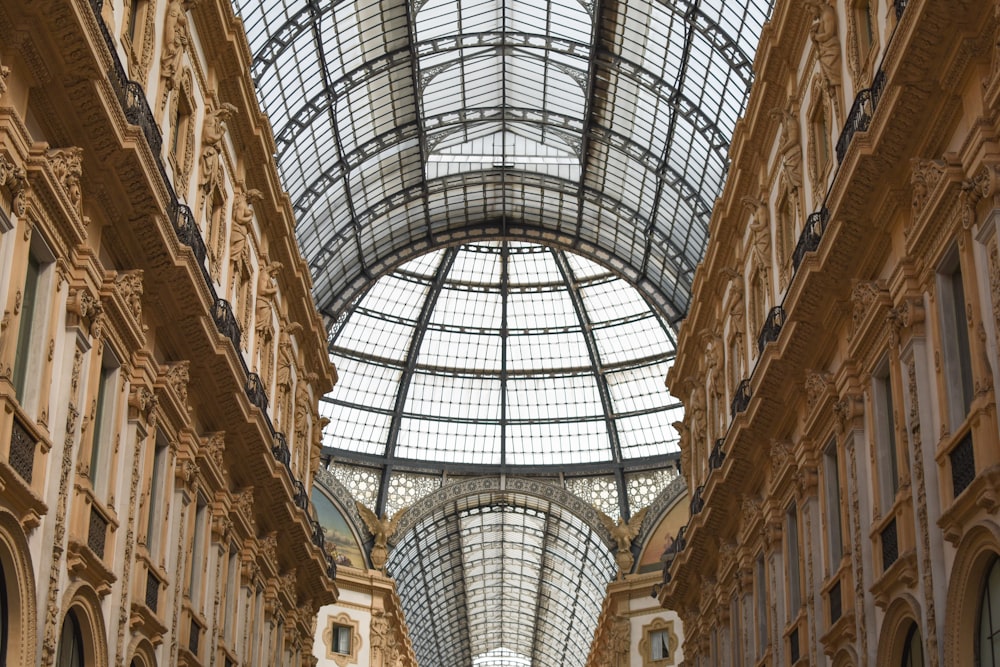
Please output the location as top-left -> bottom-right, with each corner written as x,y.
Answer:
319,241 -> 683,511
229,0 -> 776,665
231,0 -> 775,323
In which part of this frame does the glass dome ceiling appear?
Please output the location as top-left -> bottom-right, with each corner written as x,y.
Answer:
319,241 -> 683,479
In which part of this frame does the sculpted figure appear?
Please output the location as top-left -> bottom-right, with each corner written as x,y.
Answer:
161,0 -> 194,90
598,507 -> 650,579
230,187 -> 262,269
199,103 -> 237,197
254,261 -> 282,336
771,107 -> 803,189
806,0 -> 842,86
356,502 -> 408,572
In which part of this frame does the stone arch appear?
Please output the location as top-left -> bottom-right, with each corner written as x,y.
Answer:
875,592 -> 923,667
832,645 -> 858,667
0,508 -> 36,666
127,635 -> 158,666
58,581 -> 110,667
944,519 -> 1000,666
387,476 -> 615,549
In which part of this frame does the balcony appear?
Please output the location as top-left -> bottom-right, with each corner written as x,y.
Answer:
792,208 -> 829,272
708,439 -> 725,471
271,433 -> 291,468
836,70 -> 885,164
731,379 -> 751,418
757,306 -> 786,354
245,373 -> 268,414
211,299 -> 241,353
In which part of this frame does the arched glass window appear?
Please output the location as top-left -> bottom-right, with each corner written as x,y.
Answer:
901,622 -> 923,667
979,556 -> 1000,666
56,610 -> 84,667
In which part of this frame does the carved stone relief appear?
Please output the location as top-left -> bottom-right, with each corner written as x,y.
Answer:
47,147 -> 83,216
805,0 -> 842,89
160,0 -> 194,97
114,270 -> 144,325
910,158 -> 947,219
0,154 -> 29,216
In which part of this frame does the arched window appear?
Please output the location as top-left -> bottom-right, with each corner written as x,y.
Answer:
979,556 -> 1000,666
901,622 -> 923,667
56,611 -> 84,667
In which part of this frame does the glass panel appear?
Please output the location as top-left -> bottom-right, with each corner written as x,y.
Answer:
231,0 -> 775,321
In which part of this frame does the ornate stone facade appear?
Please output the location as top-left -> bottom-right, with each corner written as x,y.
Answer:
661,2 -> 1000,666
0,0 -> 337,665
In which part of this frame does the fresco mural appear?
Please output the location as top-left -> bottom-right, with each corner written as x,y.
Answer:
637,495 -> 688,574
312,489 -> 366,569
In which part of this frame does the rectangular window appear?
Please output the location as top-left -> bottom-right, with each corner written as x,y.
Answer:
872,362 -> 899,513
188,495 -> 208,600
13,239 -> 54,413
250,587 -> 264,665
756,554 -> 768,657
787,502 -> 802,616
12,253 -> 40,402
824,439 -> 844,570
731,595 -> 742,667
145,435 -> 168,556
938,253 -> 974,425
224,545 -> 238,643
90,346 -> 119,498
332,625 -> 351,655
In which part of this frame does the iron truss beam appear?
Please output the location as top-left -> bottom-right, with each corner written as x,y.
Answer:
304,169 -> 698,286
315,221 -> 685,324
551,249 -> 632,521
321,444 -> 680,475
272,40 -> 731,166
374,247 -> 458,516
304,0 -> 370,279
294,121 -> 714,235
252,8 -> 754,92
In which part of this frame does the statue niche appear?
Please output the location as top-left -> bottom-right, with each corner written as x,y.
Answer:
198,102 -> 237,280
230,186 -> 262,335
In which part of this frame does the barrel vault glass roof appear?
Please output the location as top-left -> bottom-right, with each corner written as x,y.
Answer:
231,0 -> 775,322
388,491 -> 617,667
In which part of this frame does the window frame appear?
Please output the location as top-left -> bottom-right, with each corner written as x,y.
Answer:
936,247 -> 975,428
871,357 -> 900,516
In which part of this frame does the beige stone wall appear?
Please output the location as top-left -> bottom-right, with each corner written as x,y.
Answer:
0,0 -> 336,664
662,0 -> 1000,665
311,567 -> 416,667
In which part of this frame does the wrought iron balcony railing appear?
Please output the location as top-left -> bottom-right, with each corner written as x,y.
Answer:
881,517 -> 899,571
709,438 -> 726,471
757,306 -> 786,354
245,373 -> 268,414
690,485 -> 705,515
293,480 -> 309,511
271,433 -> 291,468
836,69 -> 885,164
792,208 -> 829,271
211,299 -> 241,353
660,524 -> 687,584
731,379 -> 752,418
